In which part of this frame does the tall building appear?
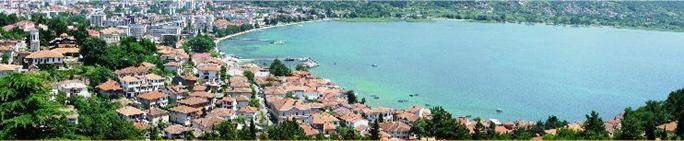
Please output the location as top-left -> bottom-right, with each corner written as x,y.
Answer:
29,28 -> 40,51
90,13 -> 106,27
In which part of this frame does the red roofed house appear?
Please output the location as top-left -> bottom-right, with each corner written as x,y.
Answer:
136,91 -> 168,108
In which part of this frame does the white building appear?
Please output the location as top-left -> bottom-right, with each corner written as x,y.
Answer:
89,13 -> 106,27
25,50 -> 64,65
169,105 -> 202,126
53,80 -> 91,98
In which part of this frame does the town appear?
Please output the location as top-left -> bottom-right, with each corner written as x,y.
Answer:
1,1 -> 683,140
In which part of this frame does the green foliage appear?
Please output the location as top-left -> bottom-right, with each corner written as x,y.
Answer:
0,73 -> 67,139
79,37 -> 161,70
295,64 -> 309,72
665,88 -> 684,137
544,115 -> 568,130
214,24 -> 255,37
581,111 -> 608,140
346,90 -> 357,104
269,59 -> 291,76
369,119 -> 381,140
248,99 -> 260,107
0,28 -> 27,40
615,107 -> 644,140
71,96 -> 143,139
80,66 -> 115,87
267,119 -> 307,140
1,53 -> 10,64
243,70 -> 255,83
543,128 -> 581,140
410,106 -> 470,140
184,35 -> 215,53
0,13 -> 20,26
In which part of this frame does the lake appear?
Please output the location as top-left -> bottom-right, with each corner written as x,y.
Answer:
219,20 -> 684,121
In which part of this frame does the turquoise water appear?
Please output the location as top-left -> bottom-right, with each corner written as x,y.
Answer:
219,20 -> 684,121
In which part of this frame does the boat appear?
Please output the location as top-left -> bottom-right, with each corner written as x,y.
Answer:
284,58 -> 296,61
371,64 -> 378,67
271,40 -> 286,45
496,108 -> 503,113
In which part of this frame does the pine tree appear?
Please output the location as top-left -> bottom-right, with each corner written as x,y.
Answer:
369,120 -> 381,140
581,111 -> 608,139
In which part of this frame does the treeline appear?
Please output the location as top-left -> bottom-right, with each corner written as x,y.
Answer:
213,24 -> 255,37
242,1 -> 684,31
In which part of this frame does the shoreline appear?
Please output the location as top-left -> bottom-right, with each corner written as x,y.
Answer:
213,18 -> 336,44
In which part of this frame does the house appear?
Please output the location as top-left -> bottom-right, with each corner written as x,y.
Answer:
0,64 -> 21,76
177,97 -> 211,111
300,124 -> 320,136
136,91 -> 168,108
380,121 -> 412,139
167,85 -> 189,102
219,96 -> 236,109
100,27 -> 124,44
192,116 -> 225,131
146,107 -> 169,126
169,105 -> 202,126
308,112 -> 340,134
117,67 -> 165,98
116,106 -> 145,122
267,97 -> 312,122
0,40 -> 24,64
228,87 -> 252,97
96,79 -> 123,95
25,50 -> 64,66
54,80 -> 90,98
207,108 -> 235,120
238,106 -> 258,118
197,63 -> 220,82
164,124 -> 193,139
286,85 -> 320,100
236,95 -> 250,109
164,62 -> 182,75
365,107 -> 394,122
334,108 -> 369,129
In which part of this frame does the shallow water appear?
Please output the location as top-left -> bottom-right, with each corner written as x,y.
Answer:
219,20 -> 684,121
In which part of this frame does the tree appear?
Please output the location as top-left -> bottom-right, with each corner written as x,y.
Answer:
78,37 -> 107,66
369,119 -> 380,140
81,66 -> 114,87
267,119 -> 306,140
581,111 -> 608,140
472,118 -> 485,140
0,73 -> 67,139
544,115 -> 567,130
214,121 -> 239,139
185,35 -> 215,53
615,107 -> 643,140
269,59 -> 291,76
665,88 -> 684,137
243,70 -> 255,83
346,90 -> 357,104
71,96 -> 143,139
295,64 -> 309,72
248,120 -> 257,140
1,53 -> 9,64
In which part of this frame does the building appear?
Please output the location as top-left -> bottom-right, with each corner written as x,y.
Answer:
129,24 -> 146,39
25,50 -> 64,65
169,105 -> 202,126
164,124 -> 192,139
100,27 -> 124,44
380,121 -> 412,139
136,91 -> 168,108
191,116 -> 224,131
89,13 -> 106,27
96,79 -> 124,95
28,28 -> 39,51
146,107 -> 170,126
116,66 -> 165,97
53,80 -> 90,98
0,64 -> 21,76
177,97 -> 210,110
116,106 -> 145,122
0,40 -> 24,64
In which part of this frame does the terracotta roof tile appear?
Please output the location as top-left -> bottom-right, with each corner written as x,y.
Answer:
116,106 -> 145,116
137,91 -> 166,100
26,50 -> 64,58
